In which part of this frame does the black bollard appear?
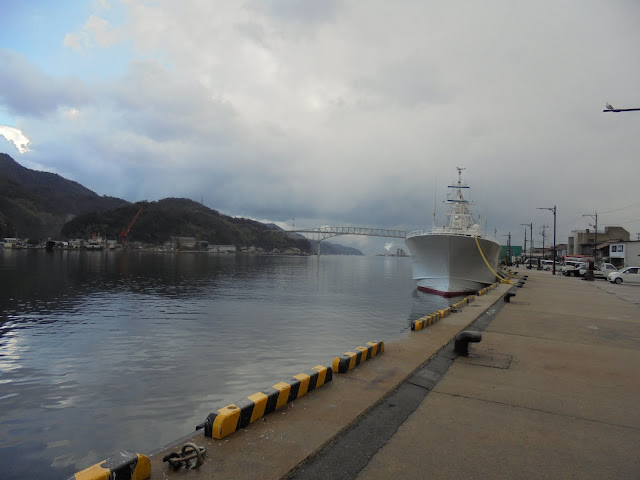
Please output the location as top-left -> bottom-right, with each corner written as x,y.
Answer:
454,330 -> 482,356
504,292 -> 516,303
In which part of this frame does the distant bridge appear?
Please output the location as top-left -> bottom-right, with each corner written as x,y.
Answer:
283,226 -> 409,255
287,226 -> 408,241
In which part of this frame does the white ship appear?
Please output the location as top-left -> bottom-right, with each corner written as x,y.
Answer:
405,168 -> 501,297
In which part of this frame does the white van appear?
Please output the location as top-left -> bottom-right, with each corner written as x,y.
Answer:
540,260 -> 557,271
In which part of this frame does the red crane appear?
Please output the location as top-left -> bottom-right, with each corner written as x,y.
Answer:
119,207 -> 143,249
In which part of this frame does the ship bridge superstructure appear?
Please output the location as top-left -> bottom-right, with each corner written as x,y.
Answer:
407,167 -> 483,240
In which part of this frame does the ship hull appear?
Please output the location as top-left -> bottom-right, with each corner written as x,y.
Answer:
405,234 -> 501,297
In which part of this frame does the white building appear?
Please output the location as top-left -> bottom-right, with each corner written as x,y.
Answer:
608,240 -> 640,268
3,237 -> 20,248
208,245 -> 236,253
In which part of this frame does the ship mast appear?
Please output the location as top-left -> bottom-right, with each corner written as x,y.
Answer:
432,177 -> 437,228
445,167 -> 477,232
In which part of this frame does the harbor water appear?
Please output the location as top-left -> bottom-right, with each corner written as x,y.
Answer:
0,250 -> 462,479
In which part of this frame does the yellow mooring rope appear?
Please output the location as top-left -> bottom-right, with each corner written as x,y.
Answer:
474,235 -> 513,284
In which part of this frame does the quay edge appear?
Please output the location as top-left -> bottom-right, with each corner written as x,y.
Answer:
143,278 -> 513,479
77,268 -> 639,479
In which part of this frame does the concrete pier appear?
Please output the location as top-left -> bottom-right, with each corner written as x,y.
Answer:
146,268 -> 640,479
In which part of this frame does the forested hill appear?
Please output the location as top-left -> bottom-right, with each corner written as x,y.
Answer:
0,153 -> 363,254
61,198 -> 313,253
0,153 -> 128,239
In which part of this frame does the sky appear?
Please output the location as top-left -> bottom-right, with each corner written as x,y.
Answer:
1,0 -> 640,254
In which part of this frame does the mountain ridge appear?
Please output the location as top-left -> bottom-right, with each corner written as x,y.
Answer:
0,153 -> 363,255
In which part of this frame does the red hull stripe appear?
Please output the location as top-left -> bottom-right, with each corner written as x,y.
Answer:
417,285 -> 474,298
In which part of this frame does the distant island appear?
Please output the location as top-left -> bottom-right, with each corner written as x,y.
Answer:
0,153 -> 363,255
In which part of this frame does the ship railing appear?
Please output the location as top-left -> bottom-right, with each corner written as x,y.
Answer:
407,227 -> 484,238
407,229 -> 427,238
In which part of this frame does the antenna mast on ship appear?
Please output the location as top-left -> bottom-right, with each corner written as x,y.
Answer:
445,167 -> 479,232
432,177 -> 437,228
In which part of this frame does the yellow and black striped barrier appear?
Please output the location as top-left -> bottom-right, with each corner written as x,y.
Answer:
477,280 -> 503,296
332,340 -> 385,373
412,292 -> 484,332
68,451 -> 150,480
451,298 -> 467,310
411,312 -> 439,331
204,365 -> 332,439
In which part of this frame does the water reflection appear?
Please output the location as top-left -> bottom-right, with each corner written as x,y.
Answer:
0,251 -> 461,480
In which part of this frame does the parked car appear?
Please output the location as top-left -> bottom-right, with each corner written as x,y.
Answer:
562,261 -> 586,277
607,266 -> 640,284
540,260 -> 558,271
595,263 -> 618,279
578,262 -> 618,279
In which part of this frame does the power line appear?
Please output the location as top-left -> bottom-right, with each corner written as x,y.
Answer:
598,202 -> 640,214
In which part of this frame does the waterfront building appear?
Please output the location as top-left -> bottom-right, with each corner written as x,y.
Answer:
607,240 -> 640,268
567,226 -> 629,258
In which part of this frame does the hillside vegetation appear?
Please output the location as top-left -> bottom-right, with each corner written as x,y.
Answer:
0,153 -> 363,254
0,153 -> 127,239
61,198 -> 311,252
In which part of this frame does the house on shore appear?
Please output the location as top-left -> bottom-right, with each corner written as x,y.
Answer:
568,227 -> 629,260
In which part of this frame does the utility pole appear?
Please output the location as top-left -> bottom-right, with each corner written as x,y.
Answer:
540,225 -> 547,260
583,212 -> 598,262
502,233 -> 512,265
538,206 -> 557,275
521,223 -> 533,268
530,223 -> 533,267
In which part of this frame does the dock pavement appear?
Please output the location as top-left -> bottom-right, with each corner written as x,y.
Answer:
145,268 -> 639,479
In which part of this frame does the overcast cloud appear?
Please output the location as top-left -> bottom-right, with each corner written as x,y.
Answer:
1,0 -> 639,253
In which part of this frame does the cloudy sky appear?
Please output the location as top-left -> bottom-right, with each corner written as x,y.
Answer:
1,0 -> 640,253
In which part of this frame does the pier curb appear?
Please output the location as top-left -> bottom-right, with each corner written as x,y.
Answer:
332,341 -> 385,373
410,282 -> 500,332
203,365 -> 332,439
68,451 -> 150,480
142,274 -> 513,479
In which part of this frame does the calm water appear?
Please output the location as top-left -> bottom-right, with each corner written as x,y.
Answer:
0,250 -> 461,479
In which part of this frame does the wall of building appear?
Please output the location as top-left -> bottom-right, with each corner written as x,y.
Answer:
568,227 -> 630,255
609,240 -> 640,267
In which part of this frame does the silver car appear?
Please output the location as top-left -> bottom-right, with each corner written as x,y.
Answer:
607,266 -> 640,284
561,261 -> 584,277
595,263 -> 618,279
541,260 -> 558,271
579,262 -> 618,279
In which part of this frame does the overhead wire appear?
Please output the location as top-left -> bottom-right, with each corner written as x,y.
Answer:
599,202 -> 640,214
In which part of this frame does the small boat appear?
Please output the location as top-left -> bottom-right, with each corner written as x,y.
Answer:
405,168 -> 501,296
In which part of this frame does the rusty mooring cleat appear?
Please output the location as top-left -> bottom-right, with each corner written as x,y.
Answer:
454,330 -> 482,356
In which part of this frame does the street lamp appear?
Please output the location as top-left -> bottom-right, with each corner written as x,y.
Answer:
502,233 -> 512,265
538,206 -> 557,275
603,102 -> 640,113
